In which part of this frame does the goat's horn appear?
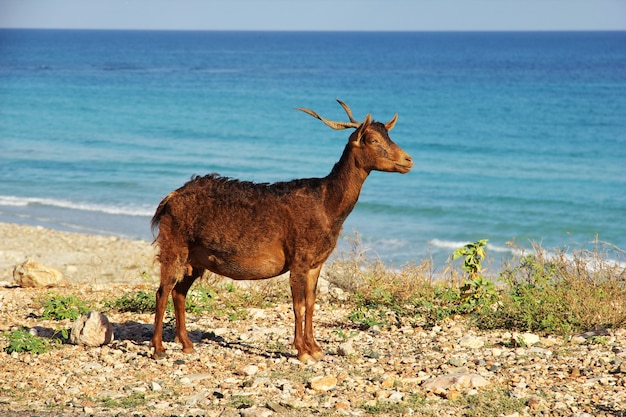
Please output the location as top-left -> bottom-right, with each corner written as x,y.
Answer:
295,107 -> 361,130
336,99 -> 359,123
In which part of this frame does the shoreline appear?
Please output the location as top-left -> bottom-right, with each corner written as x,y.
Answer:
0,222 -> 158,286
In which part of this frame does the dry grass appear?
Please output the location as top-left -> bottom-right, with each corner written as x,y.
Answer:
324,236 -> 626,335
140,235 -> 626,336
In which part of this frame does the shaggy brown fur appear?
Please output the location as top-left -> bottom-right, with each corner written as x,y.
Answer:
151,102 -> 413,362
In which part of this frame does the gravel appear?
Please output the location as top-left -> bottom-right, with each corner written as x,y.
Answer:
1,223 -> 625,416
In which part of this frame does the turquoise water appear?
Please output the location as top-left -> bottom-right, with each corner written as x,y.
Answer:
1,30 -> 625,265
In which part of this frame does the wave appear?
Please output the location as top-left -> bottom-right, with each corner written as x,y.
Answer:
429,238 -> 522,256
0,195 -> 153,217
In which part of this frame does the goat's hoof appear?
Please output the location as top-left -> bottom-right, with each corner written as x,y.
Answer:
297,353 -> 315,364
298,351 -> 323,363
312,350 -> 325,361
153,351 -> 168,360
182,346 -> 196,354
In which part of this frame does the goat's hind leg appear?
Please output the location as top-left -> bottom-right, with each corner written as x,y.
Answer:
152,278 -> 174,359
172,267 -> 203,354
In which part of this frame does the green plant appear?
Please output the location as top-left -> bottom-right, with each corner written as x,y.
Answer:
332,328 -> 358,341
186,285 -> 216,314
41,293 -> 89,320
478,239 -> 626,335
106,290 -> 156,313
452,239 -> 498,312
98,392 -> 146,408
3,327 -> 54,354
453,389 -> 525,417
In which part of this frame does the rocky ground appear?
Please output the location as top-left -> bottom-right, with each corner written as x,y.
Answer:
0,223 -> 625,417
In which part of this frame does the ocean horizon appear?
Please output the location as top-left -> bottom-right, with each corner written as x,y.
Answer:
1,29 -> 625,266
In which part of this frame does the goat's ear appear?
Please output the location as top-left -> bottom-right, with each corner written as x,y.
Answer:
353,114 -> 372,144
385,113 -> 398,131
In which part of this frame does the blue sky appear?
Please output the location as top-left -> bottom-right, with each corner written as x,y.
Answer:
1,0 -> 625,31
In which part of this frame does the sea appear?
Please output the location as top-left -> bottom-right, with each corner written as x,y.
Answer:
1,30 -> 625,267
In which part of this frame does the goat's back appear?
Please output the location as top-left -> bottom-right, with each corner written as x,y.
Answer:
152,174 -> 330,243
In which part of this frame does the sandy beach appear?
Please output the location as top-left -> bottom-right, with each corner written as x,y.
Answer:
0,222 -> 624,416
0,222 -> 158,287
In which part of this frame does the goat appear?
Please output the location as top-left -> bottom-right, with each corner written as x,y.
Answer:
150,100 -> 413,362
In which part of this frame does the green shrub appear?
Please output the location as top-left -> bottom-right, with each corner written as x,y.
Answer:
477,240 -> 626,335
452,239 -> 499,313
41,293 -> 89,321
3,327 -> 54,354
106,290 -> 156,313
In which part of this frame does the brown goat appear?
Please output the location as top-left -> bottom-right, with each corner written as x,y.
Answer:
150,100 -> 413,362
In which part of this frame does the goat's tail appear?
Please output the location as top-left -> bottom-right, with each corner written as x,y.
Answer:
151,191 -> 176,237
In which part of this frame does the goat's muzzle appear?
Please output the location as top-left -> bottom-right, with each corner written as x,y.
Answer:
395,153 -> 413,174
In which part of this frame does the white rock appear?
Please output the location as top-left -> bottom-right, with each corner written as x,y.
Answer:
516,332 -> 540,346
70,311 -> 114,347
248,308 -> 267,320
422,373 -> 489,395
459,335 -> 485,349
151,381 -> 162,391
13,260 -> 63,288
240,407 -> 274,417
241,364 -> 259,377
181,373 -> 212,383
329,287 -> 348,301
387,392 -> 404,402
337,341 -> 356,356
309,375 -> 337,392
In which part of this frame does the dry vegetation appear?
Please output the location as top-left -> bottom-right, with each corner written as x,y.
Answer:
1,224 -> 625,416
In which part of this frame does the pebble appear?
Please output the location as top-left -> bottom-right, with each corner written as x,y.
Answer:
309,375 -> 338,392
1,223 -> 625,417
422,373 -> 489,395
337,341 -> 356,356
459,335 -> 485,349
515,332 -> 541,346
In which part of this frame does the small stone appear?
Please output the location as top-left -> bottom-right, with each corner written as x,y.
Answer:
387,392 -> 404,402
240,364 -> 259,377
335,401 -> 350,410
309,375 -> 337,392
182,373 -> 212,383
448,356 -> 467,367
422,373 -> 489,395
240,407 -> 273,417
491,348 -> 503,357
459,335 -> 485,349
381,377 -> 395,389
248,308 -> 267,320
527,396 -> 545,410
329,287 -> 348,301
13,260 -> 63,287
515,332 -> 540,347
69,311 -> 114,347
151,382 -> 162,391
337,341 -> 356,356
445,390 -> 462,400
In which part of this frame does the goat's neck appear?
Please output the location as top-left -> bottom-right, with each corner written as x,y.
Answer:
324,148 -> 369,220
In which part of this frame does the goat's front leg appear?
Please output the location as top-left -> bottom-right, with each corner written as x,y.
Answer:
290,265 -> 323,362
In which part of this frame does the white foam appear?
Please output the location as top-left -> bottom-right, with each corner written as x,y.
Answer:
0,195 -> 152,217
429,238 -> 522,256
